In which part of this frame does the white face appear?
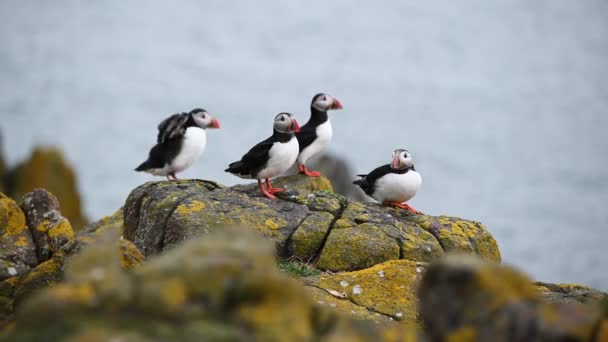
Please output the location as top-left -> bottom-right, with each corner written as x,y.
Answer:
191,110 -> 219,129
311,94 -> 342,112
391,149 -> 413,170
273,112 -> 299,133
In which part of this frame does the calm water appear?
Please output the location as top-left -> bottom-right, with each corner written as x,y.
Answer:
1,1 -> 607,290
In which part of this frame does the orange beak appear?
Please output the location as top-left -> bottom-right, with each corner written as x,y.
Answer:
210,118 -> 220,129
330,97 -> 343,110
290,118 -> 301,133
392,153 -> 400,169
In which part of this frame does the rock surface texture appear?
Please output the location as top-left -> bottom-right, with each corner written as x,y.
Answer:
123,176 -> 501,271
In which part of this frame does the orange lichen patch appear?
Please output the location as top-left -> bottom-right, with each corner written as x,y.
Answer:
176,200 -> 206,215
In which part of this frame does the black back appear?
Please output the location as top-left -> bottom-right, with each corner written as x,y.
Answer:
157,112 -> 201,144
295,94 -> 328,152
353,164 -> 414,196
225,130 -> 294,178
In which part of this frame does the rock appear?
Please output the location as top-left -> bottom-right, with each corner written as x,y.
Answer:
0,191 -> 143,326
418,255 -> 607,341
123,177 -> 500,274
4,227 -> 407,341
306,260 -> 424,325
19,189 -> 74,262
0,193 -> 38,281
6,146 -> 87,230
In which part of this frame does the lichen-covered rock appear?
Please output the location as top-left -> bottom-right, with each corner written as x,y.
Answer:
0,139 -> 5,195
6,146 -> 87,230
4,227 -> 408,341
418,255 -> 606,341
20,189 -> 74,262
288,211 -> 334,261
0,192 -> 143,327
0,193 -> 37,280
123,177 -> 500,275
307,260 -> 425,325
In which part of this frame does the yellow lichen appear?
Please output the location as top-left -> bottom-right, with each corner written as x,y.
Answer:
50,283 -> 96,305
0,196 -> 27,237
317,259 -> 421,324
119,240 -> 144,270
37,219 -> 50,233
265,219 -> 279,230
176,200 -> 206,215
47,220 -> 74,240
14,236 -> 28,247
446,326 -> 476,342
161,278 -> 187,311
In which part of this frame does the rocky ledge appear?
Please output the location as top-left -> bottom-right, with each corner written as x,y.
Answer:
1,176 -> 606,341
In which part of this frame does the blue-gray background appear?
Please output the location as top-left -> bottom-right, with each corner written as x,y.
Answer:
1,1 -> 607,289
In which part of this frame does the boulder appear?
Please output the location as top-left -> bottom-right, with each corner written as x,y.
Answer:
0,193 -> 38,281
123,177 -> 500,274
0,190 -> 142,326
418,255 -> 607,341
6,146 -> 87,230
3,227 -> 411,341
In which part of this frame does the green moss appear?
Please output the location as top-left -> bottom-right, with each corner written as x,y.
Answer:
278,259 -> 320,277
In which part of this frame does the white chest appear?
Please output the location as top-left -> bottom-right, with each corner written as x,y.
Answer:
258,137 -> 299,179
298,120 -> 332,163
172,127 -> 207,172
373,171 -> 422,203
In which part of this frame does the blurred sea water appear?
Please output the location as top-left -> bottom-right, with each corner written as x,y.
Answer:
1,1 -> 607,289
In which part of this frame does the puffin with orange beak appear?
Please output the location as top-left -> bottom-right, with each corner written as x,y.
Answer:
225,112 -> 301,199
135,108 -> 220,180
353,149 -> 422,214
295,93 -> 343,177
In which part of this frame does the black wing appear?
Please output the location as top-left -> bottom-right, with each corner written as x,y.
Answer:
157,113 -> 189,144
295,124 -> 317,152
225,136 -> 274,177
353,164 -> 394,196
135,138 -> 182,171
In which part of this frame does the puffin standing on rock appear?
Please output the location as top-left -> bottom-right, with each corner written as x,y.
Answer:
135,108 -> 220,180
295,93 -> 343,177
353,149 -> 422,214
225,113 -> 301,199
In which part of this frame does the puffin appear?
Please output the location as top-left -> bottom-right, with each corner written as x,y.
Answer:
135,108 -> 220,180
295,93 -> 343,177
353,149 -> 422,213
225,112 -> 301,199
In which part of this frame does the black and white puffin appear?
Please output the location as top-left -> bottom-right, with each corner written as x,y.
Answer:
135,108 -> 220,180
225,112 -> 301,199
353,149 -> 422,213
295,93 -> 343,177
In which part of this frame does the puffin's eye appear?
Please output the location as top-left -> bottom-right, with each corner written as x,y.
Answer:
281,116 -> 285,121
322,96 -> 327,101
